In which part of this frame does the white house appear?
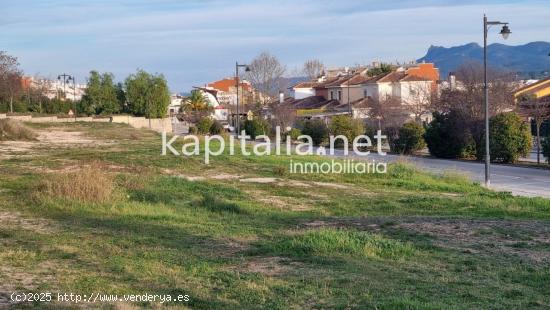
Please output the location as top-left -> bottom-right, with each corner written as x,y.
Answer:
291,82 -> 318,99
192,87 -> 220,108
213,105 -> 229,122
168,94 -> 186,116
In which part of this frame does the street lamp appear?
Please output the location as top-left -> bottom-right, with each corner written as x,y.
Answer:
483,14 -> 511,187
57,73 -> 72,101
235,62 -> 250,137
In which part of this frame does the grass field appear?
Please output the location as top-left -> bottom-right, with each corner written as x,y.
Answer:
1,122 -> 549,309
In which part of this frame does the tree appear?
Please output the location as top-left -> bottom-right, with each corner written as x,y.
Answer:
519,94 -> 550,164
390,122 -> 426,155
183,90 -> 210,112
196,117 -> 214,134
244,118 -> 270,139
487,112 -> 532,163
80,71 -> 102,115
0,52 -> 23,113
301,119 -> 328,146
270,102 -> 296,132
99,73 -> 119,114
435,62 -> 516,160
302,59 -> 324,80
367,63 -> 394,77
404,82 -> 434,122
329,115 -> 365,147
115,82 -> 127,112
4,72 -> 23,113
245,52 -> 286,103
125,70 -> 170,118
436,62 -> 515,118
79,71 -> 120,115
424,110 -> 476,159
29,78 -> 52,114
367,96 -> 410,130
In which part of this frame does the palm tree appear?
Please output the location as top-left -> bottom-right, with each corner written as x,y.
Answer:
182,90 -> 209,112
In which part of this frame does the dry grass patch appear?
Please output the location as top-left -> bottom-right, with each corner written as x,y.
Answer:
0,119 -> 37,141
37,163 -> 116,203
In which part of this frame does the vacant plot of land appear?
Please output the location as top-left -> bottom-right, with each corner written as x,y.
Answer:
0,122 -> 549,309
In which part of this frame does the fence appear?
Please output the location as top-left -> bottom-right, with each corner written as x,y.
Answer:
0,113 -> 175,133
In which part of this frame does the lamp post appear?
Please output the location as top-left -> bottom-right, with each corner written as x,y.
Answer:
57,73 -> 72,101
235,62 -> 250,136
483,14 -> 511,187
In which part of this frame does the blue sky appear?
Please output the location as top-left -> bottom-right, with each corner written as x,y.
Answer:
2,0 -> 549,92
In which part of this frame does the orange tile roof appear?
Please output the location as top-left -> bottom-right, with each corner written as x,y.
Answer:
208,78 -> 251,92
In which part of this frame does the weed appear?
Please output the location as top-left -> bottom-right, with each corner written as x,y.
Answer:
0,119 -> 38,141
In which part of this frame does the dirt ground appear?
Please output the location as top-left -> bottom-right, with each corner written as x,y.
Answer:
0,129 -> 106,160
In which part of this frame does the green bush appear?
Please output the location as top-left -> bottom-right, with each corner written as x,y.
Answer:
243,118 -> 270,139
329,115 -> 365,147
390,122 -> 426,155
301,119 -> 328,146
424,110 -> 476,159
364,123 -> 375,138
488,112 -> 532,163
196,117 -> 214,134
209,120 -> 223,135
288,128 -> 302,141
542,135 -> 550,164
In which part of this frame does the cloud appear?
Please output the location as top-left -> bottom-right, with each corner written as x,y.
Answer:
1,0 -> 549,91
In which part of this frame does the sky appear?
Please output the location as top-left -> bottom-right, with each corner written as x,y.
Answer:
2,0 -> 549,92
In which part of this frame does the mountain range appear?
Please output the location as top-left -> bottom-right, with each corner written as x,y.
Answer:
417,41 -> 550,79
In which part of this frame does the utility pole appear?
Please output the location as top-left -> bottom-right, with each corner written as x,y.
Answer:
235,62 -> 250,136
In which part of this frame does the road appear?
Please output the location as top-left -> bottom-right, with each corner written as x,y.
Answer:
328,149 -> 550,198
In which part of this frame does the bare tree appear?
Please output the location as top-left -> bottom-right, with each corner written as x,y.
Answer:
31,77 -> 52,113
270,101 -> 296,131
0,51 -> 23,113
302,59 -> 324,80
438,61 -> 515,118
245,52 -> 286,104
403,82 -> 435,122
519,94 -> 550,164
433,61 -> 517,160
367,96 -> 410,130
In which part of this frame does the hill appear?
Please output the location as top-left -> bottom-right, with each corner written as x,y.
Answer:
418,41 -> 550,78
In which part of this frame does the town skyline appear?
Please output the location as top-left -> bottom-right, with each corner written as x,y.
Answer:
3,0 -> 550,91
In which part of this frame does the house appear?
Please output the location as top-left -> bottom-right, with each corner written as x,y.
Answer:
168,94 -> 186,116
206,78 -> 255,106
326,74 -> 373,103
23,76 -> 87,101
403,63 -> 440,91
291,82 -> 319,100
514,76 -> 550,101
191,87 -> 221,108
367,70 -> 432,100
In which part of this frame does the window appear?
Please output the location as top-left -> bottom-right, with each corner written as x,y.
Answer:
338,90 -> 342,101
363,90 -> 368,98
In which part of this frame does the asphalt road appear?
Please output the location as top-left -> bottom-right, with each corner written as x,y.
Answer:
328,149 -> 550,199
